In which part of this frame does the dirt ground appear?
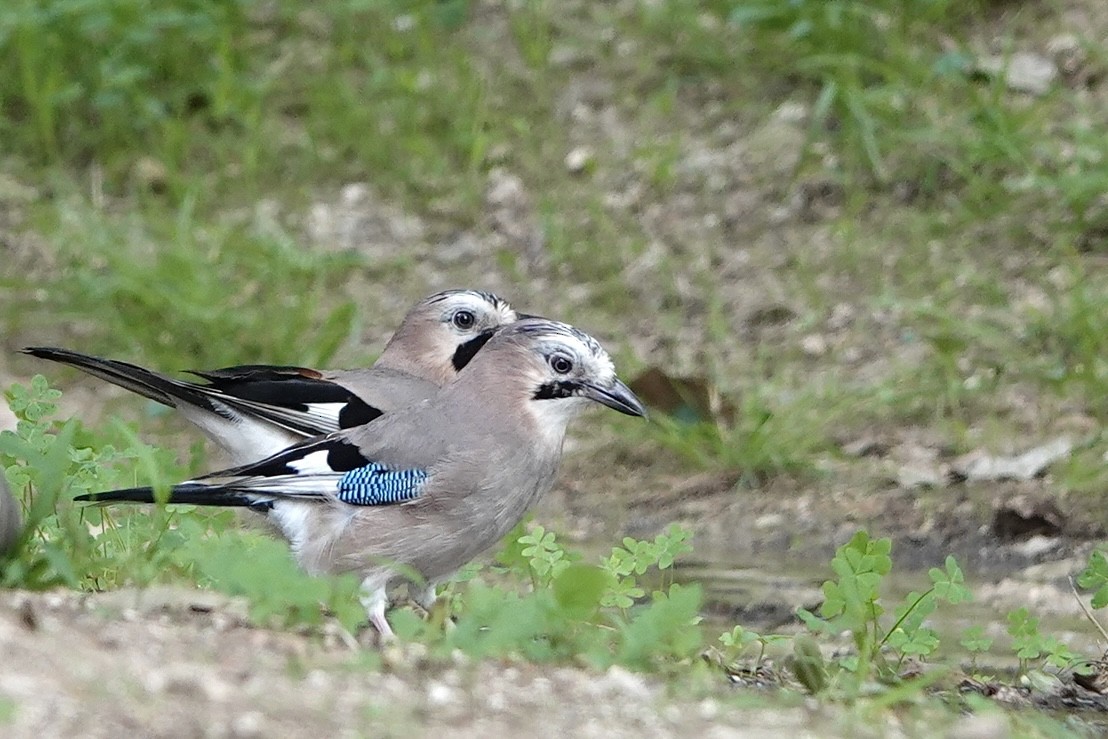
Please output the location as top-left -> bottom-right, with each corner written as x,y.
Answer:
0,586 -> 829,738
0,586 -> 1028,739
1,428 -> 1102,737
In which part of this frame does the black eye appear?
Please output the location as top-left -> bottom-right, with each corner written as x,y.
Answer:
452,310 -> 476,330
550,355 -> 573,374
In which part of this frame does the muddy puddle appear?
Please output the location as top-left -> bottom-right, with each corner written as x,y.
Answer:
668,548 -> 1108,728
678,550 -> 1105,663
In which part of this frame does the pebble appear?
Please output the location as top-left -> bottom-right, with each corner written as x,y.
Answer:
230,711 -> 264,738
565,146 -> 594,174
603,665 -> 652,700
976,51 -> 1057,95
426,681 -> 460,708
800,334 -> 829,357
948,713 -> 1009,739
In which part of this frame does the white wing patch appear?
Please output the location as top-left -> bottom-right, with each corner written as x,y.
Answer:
287,449 -> 337,475
177,404 -> 301,465
303,402 -> 345,425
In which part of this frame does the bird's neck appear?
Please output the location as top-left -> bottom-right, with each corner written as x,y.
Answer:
377,329 -> 451,386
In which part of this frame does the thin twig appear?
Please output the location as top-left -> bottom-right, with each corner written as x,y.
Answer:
1069,576 -> 1108,647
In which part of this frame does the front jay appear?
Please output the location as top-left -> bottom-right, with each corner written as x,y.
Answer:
78,319 -> 646,637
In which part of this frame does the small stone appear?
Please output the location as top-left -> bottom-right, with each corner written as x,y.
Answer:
132,157 -> 168,193
565,146 -> 594,174
305,669 -> 330,690
962,437 -> 1073,483
485,690 -> 508,712
744,115 -> 806,177
754,513 -> 785,530
698,698 -> 719,721
604,665 -> 652,700
231,712 -> 264,738
0,173 -> 39,204
1046,33 -> 1086,79
340,182 -> 369,204
1008,534 -> 1061,559
895,462 -> 945,489
800,334 -> 828,357
484,143 -> 512,166
948,713 -> 1008,739
840,346 -> 862,363
1046,34 -> 1081,58
841,437 -> 886,458
976,51 -> 1057,95
828,303 -> 856,331
549,44 -> 582,67
485,169 -> 526,208
773,101 -> 808,125
427,681 -> 459,708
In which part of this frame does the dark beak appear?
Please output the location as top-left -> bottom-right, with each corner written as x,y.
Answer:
583,378 -> 647,418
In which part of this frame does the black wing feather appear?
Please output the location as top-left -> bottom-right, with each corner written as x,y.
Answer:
24,347 -> 383,435
75,483 -> 272,511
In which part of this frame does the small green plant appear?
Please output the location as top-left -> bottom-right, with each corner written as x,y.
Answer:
718,624 -> 789,669
797,531 -> 971,687
185,531 -> 367,633
1,377 -> 378,634
517,524 -> 576,584
1077,549 -> 1108,608
601,524 -> 694,609
959,625 -> 995,675
418,522 -> 702,668
0,376 -> 193,588
1006,607 -> 1082,676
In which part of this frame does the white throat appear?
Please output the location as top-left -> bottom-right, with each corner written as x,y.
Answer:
526,397 -> 588,447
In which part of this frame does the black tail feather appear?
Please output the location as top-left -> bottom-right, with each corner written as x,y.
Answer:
21,346 -> 223,414
24,346 -> 361,437
75,483 -> 272,511
187,364 -> 323,383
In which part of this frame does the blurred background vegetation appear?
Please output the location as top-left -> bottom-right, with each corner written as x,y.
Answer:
1,0 -> 1103,492
0,0 -> 1104,570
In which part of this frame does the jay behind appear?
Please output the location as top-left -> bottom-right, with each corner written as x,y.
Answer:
77,318 -> 647,637
24,289 -> 521,465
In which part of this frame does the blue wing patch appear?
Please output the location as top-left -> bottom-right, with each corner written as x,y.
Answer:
337,463 -> 428,506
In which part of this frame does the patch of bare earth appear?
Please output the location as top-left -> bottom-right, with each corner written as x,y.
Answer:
0,588 -> 823,738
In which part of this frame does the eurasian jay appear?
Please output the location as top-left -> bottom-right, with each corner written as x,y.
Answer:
77,319 -> 646,637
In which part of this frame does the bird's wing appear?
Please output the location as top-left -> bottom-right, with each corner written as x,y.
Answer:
23,348 -> 407,446
77,433 -> 429,508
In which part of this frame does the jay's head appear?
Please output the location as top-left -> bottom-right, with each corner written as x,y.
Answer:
378,289 -> 521,384
470,318 -> 646,428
